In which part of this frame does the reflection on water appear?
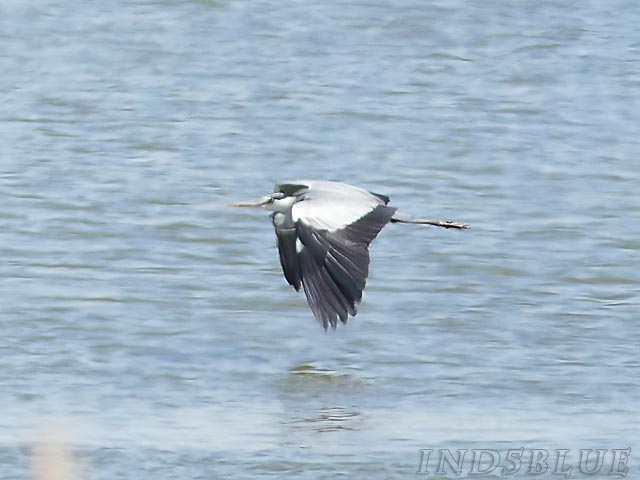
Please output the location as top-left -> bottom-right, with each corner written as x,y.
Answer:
289,406 -> 363,433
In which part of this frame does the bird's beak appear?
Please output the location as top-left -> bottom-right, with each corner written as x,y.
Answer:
228,196 -> 271,208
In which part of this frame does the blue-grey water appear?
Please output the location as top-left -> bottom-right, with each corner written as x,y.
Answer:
2,0 -> 639,479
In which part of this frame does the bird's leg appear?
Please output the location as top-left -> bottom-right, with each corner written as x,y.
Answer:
391,212 -> 469,229
416,219 -> 469,229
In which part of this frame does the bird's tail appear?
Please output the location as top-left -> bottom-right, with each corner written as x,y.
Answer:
391,212 -> 469,230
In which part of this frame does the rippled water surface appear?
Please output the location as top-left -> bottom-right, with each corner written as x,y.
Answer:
2,0 -> 639,478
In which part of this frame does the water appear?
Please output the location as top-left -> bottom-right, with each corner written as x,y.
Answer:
2,0 -> 639,478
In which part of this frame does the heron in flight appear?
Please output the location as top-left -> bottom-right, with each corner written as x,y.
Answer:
231,180 -> 467,330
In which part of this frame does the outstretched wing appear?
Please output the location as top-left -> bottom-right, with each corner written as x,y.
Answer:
294,203 -> 396,329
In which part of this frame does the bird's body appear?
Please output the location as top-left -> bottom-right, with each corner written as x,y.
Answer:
232,180 -> 467,330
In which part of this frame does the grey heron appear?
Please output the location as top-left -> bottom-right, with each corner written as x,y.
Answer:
231,180 -> 468,330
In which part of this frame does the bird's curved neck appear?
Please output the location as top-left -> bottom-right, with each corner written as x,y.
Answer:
266,195 -> 297,214
268,195 -> 298,229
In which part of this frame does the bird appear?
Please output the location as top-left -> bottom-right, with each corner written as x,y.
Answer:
231,180 -> 468,330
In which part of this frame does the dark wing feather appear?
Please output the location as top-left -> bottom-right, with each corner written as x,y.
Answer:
297,224 -> 367,308
369,191 -> 390,205
299,250 -> 350,329
296,204 -> 397,329
275,227 -> 301,291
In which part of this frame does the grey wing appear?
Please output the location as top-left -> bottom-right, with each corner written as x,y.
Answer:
296,204 -> 397,329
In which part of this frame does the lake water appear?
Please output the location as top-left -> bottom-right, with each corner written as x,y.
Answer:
1,0 -> 639,478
